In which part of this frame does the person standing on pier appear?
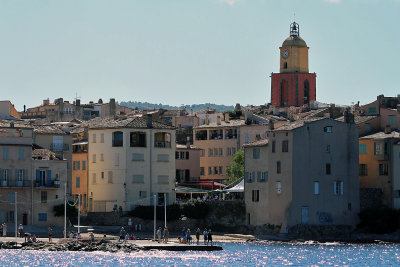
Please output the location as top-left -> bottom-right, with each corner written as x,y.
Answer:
48,227 -> 53,243
157,227 -> 162,243
18,224 -> 23,238
203,229 -> 208,245
207,229 -> 213,246
196,228 -> 201,245
163,227 -> 169,243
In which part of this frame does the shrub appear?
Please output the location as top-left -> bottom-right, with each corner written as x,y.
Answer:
181,200 -> 210,219
130,204 -> 181,221
358,207 -> 400,234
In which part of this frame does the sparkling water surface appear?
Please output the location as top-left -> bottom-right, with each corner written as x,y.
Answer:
1,242 -> 400,266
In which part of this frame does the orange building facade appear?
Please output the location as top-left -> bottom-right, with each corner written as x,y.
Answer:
71,142 -> 88,212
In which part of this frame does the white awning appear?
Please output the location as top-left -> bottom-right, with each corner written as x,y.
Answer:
226,179 -> 244,193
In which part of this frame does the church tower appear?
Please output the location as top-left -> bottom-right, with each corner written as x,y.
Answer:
271,22 -> 316,107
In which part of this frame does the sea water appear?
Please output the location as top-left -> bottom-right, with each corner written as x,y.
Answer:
1,242 -> 400,266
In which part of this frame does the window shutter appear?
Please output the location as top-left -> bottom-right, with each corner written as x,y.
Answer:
24,169 -> 28,182
36,170 -> 40,183
8,170 -> 13,187
244,172 -> 248,182
333,181 -> 337,195
47,170 -> 52,186
0,169 -> 4,181
175,152 -> 179,159
340,181 -> 344,195
186,151 -> 189,159
257,171 -> 261,182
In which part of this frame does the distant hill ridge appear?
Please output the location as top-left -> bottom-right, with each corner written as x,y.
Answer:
118,101 -> 235,113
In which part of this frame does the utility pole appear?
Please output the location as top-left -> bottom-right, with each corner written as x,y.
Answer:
64,182 -> 67,238
78,194 -> 81,234
164,193 -> 167,228
153,194 -> 156,241
14,192 -> 17,241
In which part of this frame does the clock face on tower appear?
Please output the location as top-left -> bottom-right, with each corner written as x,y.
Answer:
282,50 -> 289,59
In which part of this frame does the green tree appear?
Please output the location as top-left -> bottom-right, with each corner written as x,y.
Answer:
226,149 -> 244,184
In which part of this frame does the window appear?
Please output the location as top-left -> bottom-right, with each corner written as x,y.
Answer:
195,130 -> 208,140
365,124 -> 371,133
253,148 -> 260,159
272,141 -> 276,153
38,213 -> 47,221
219,166 -> 223,175
245,133 -> 249,143
17,169 -> 24,183
77,161 -> 80,170
200,150 -> 205,157
374,142 -> 383,155
214,148 -> 218,157
232,147 -> 236,154
132,153 -> 144,161
39,170 -> 47,186
157,175 -> 169,184
359,144 -> 367,154
92,173 -> 97,184
277,161 -> 281,174
2,148 -> 8,160
115,153 -> 119,166
314,181 -> 319,195
324,126 -> 333,133
108,171 -> 113,183
157,154 -> 169,162
259,171 -> 268,182
326,145 -> 331,153
139,191 -> 147,199
227,147 -> 232,156
368,107 -> 376,114
130,132 -> 146,147
276,182 -> 282,194
73,161 -> 76,170
208,149 -> 213,157
200,167 -> 205,176
132,175 -> 144,183
154,132 -> 171,148
101,172 -> 104,179
100,133 -> 104,143
219,148 -> 223,156
112,131 -> 123,147
18,148 -> 24,160
100,153 -> 104,161
8,192 -> 15,203
76,177 -> 80,188
41,191 -> 47,203
334,181 -> 343,195
326,163 -> 331,175
252,190 -> 259,202
379,163 -> 388,176
82,161 -> 86,170
92,154 -> 96,163
389,116 -> 397,126
282,140 -> 289,152
176,151 -> 189,159
359,164 -> 368,176
283,62 -> 288,69
208,167 -> 212,175
7,211 -> 14,223
214,166 -> 218,175
92,134 -> 96,143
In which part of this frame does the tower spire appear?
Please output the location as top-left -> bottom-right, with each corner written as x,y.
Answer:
290,21 -> 299,37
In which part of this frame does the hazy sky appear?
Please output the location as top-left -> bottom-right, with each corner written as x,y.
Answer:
1,0 -> 399,111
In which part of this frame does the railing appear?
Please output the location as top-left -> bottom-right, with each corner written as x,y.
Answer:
0,180 -> 32,187
154,141 -> 171,148
34,180 -> 61,188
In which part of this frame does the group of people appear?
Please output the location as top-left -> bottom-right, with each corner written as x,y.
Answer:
127,218 -> 142,233
156,226 -> 169,243
119,227 -> 136,241
23,232 -> 37,243
67,231 -> 81,239
1,222 -> 7,237
179,227 -> 213,245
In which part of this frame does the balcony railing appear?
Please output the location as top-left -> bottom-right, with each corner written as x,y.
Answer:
0,180 -> 32,188
34,180 -> 61,188
154,141 -> 171,148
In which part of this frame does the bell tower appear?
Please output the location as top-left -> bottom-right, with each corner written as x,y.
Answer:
271,22 -> 316,107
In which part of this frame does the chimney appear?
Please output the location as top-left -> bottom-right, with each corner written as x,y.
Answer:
205,115 -> 209,125
217,116 -> 221,125
385,125 -> 391,134
43,99 -> 50,106
23,105 -> 26,113
268,120 -> 274,131
76,99 -> 81,106
109,98 -> 116,116
186,136 -> 191,148
344,109 -> 354,124
224,112 -> 230,122
147,114 -> 153,128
